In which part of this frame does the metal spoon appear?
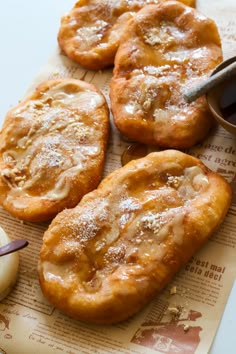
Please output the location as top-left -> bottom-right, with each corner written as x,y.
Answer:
183,60 -> 236,103
0,239 -> 29,257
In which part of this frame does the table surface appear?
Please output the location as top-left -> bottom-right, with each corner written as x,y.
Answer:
0,1 -> 236,353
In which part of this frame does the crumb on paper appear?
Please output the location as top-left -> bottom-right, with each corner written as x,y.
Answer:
184,324 -> 190,332
167,305 -> 182,320
170,286 -> 177,295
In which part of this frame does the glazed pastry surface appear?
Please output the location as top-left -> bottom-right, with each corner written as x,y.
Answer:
0,79 -> 109,221
110,1 -> 222,148
58,0 -> 195,70
38,150 -> 231,324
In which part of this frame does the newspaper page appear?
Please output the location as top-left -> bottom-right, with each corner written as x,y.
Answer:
0,0 -> 236,353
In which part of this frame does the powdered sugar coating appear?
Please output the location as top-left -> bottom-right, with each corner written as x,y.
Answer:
38,150 -> 231,324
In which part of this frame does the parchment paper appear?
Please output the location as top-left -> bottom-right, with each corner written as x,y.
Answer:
0,1 -> 236,353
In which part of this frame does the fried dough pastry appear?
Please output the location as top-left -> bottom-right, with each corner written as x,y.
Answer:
38,150 -> 231,324
0,79 -> 109,222
58,0 -> 195,70
110,1 -> 223,148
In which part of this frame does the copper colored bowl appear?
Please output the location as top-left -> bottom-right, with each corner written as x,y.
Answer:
206,56 -> 236,135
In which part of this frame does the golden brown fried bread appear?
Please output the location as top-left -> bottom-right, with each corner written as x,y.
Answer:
38,150 -> 231,324
0,79 -> 109,222
110,1 -> 222,148
58,0 -> 195,70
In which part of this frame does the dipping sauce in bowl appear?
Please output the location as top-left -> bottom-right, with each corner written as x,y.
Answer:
206,56 -> 236,135
219,80 -> 236,125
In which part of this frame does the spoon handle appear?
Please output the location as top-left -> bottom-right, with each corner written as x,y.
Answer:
184,61 -> 236,103
0,239 -> 29,257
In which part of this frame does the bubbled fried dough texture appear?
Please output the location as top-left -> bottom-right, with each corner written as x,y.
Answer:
38,150 -> 231,324
58,0 -> 195,70
110,1 -> 223,148
0,79 -> 109,222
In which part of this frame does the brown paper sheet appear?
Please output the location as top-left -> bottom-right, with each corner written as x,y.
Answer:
0,0 -> 236,353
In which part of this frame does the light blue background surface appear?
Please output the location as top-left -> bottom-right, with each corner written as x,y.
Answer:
0,1 -> 235,353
